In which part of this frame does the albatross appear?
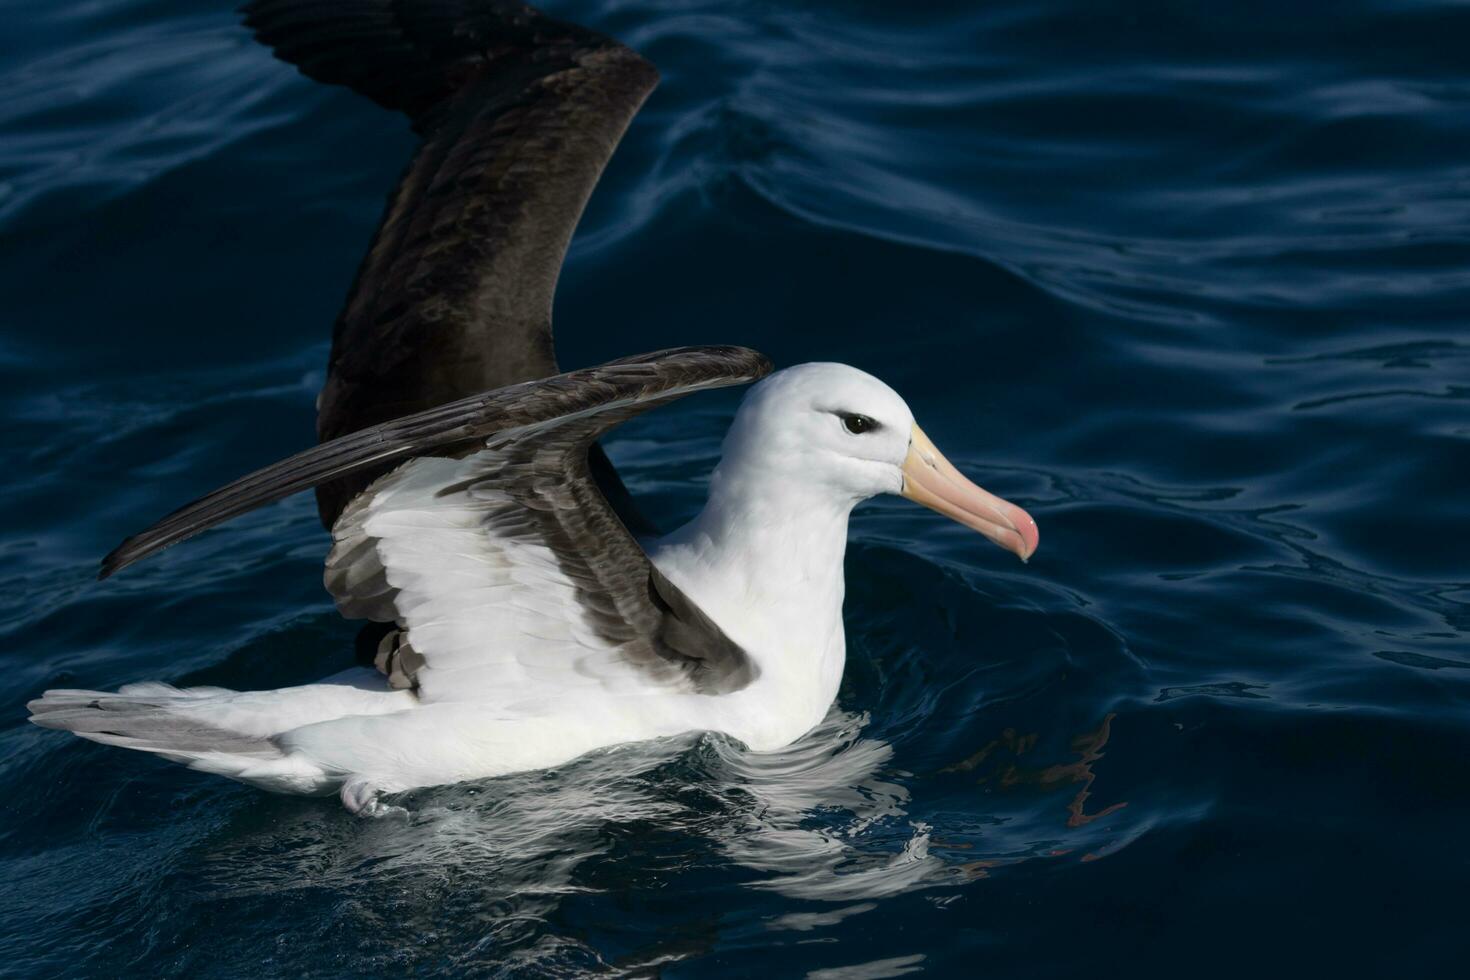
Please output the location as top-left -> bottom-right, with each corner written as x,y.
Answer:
28,0 -> 1039,813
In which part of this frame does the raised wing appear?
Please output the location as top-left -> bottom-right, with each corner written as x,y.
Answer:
100,347 -> 774,697
243,0 -> 660,524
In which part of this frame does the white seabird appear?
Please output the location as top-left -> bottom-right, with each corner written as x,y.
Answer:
27,2 -> 1039,813
32,353 -> 1036,812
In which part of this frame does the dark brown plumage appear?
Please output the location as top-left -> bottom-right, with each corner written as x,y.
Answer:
100,346 -> 771,579
102,3 -> 775,694
243,0 -> 661,523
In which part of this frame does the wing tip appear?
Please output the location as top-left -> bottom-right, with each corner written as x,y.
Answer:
98,543 -> 132,580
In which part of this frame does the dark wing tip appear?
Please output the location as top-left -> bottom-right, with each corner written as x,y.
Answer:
100,529 -> 156,580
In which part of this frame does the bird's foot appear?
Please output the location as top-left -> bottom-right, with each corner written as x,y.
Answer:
340,779 -> 408,819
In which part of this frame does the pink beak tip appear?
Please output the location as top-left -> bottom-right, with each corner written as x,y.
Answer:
1006,504 -> 1040,563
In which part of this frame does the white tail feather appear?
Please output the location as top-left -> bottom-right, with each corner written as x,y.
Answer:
27,683 -> 349,795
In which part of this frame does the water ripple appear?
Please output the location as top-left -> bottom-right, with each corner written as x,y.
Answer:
3,0 -> 1469,975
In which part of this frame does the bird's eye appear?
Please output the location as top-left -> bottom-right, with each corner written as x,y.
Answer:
841,413 -> 878,435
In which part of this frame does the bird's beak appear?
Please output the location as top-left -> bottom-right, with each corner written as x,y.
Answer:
900,423 -> 1039,561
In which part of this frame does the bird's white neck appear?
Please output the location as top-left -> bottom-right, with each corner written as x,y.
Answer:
650,459 -> 855,677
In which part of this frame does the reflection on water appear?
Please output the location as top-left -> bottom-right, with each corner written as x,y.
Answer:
136,708 -> 945,972
944,713 -> 1126,830
703,710 -> 940,902
188,702 -> 1138,937
199,709 -> 934,909
152,701 -> 1144,973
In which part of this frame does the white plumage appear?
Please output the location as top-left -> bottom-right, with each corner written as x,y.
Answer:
30,363 -> 1036,812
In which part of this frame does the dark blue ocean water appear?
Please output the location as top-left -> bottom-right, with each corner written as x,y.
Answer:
3,0 -> 1468,975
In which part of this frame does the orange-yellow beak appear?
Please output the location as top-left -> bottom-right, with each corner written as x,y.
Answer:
900,424 -> 1039,561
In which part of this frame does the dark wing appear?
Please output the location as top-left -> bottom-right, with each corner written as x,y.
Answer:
242,0 -> 660,524
101,347 -> 772,696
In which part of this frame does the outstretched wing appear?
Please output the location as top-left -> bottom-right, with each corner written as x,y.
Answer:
100,347 -> 774,698
242,0 -> 660,524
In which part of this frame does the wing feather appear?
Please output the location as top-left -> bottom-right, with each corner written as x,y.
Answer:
102,347 -> 773,697
100,347 -> 767,578
243,0 -> 660,523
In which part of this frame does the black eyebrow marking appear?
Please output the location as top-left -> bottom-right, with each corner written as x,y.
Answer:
829,410 -> 881,435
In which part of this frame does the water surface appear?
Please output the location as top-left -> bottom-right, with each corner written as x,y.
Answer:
2,1 -> 1468,976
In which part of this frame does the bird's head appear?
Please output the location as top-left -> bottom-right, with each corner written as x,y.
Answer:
722,363 -> 1038,560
